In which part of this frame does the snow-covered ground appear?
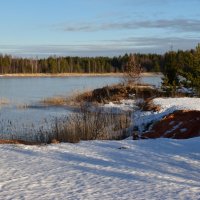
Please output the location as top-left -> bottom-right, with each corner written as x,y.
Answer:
1,97 -> 200,199
103,99 -> 137,113
153,97 -> 200,112
0,138 -> 200,200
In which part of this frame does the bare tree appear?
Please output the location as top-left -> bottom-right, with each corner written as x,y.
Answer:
124,54 -> 143,85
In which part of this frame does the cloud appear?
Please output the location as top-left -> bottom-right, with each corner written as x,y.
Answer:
58,19 -> 200,33
0,36 -> 198,57
119,36 -> 200,48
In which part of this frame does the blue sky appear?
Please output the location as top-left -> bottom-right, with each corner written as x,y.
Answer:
0,0 -> 200,57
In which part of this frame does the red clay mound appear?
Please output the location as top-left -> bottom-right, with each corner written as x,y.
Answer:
142,110 -> 200,139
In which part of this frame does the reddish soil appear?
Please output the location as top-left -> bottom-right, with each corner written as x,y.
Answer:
142,110 -> 200,139
0,139 -> 40,145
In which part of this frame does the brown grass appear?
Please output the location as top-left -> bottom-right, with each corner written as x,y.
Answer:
50,105 -> 131,143
0,98 -> 10,105
42,96 -> 68,106
138,98 -> 161,112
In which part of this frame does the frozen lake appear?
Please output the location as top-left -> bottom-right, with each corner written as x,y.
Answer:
0,75 -> 162,138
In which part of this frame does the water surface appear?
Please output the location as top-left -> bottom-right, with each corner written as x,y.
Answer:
0,75 -> 162,138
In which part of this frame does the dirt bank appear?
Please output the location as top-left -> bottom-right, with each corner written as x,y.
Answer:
142,110 -> 200,139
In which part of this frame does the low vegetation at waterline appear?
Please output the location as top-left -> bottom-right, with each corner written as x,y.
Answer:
41,82 -> 195,111
41,83 -> 161,107
0,98 -> 10,105
51,106 -> 131,143
42,96 -> 69,106
0,105 -> 131,144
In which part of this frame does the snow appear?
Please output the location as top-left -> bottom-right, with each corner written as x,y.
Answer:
103,99 -> 136,112
153,97 -> 200,112
177,87 -> 194,94
180,128 -> 188,133
164,122 -> 183,135
0,138 -> 200,200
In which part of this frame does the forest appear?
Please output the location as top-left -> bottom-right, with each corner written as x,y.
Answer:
0,45 -> 199,75
0,53 -> 162,74
0,44 -> 199,92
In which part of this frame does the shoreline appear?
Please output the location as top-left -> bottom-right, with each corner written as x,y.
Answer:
0,72 -> 162,78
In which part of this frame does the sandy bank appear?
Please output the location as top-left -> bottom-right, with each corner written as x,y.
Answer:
0,72 -> 162,78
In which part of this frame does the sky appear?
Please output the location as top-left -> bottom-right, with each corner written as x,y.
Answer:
0,0 -> 200,57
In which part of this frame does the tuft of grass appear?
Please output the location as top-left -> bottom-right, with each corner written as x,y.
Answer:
41,90 -> 92,107
42,96 -> 68,106
0,98 -> 10,105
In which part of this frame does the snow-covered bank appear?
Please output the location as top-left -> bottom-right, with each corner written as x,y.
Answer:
134,97 -> 200,133
153,97 -> 200,112
101,97 -> 200,136
0,138 -> 200,200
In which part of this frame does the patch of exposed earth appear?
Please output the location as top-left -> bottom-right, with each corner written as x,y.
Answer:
142,110 -> 200,139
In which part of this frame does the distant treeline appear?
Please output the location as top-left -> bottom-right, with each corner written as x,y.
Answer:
0,45 -> 199,75
0,54 -> 162,74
